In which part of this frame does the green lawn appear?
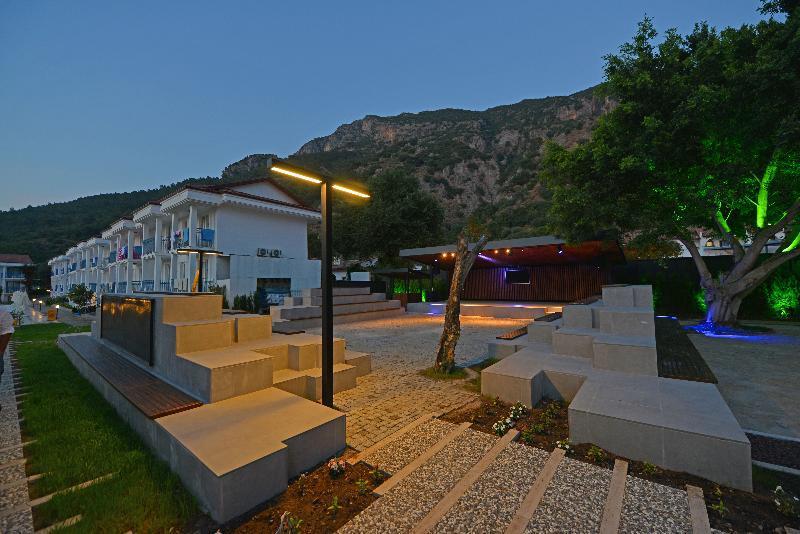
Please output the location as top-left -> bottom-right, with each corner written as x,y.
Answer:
13,323 -> 198,532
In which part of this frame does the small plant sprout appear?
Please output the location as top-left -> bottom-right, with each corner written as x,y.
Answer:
509,402 -> 527,421
586,445 -> 607,464
356,478 -> 368,495
328,495 -> 341,516
492,417 -> 514,436
555,438 -> 572,455
327,458 -> 346,478
710,498 -> 728,519
773,485 -> 800,518
278,511 -> 303,534
370,465 -> 385,483
641,462 -> 658,476
520,428 -> 534,445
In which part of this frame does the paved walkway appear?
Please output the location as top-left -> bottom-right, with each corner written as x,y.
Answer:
0,344 -> 34,533
688,321 -> 800,439
311,315 -> 528,451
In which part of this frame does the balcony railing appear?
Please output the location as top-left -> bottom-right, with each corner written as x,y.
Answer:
140,280 -> 155,292
80,260 -> 86,269
160,281 -> 171,292
116,246 -> 143,261
197,228 -> 215,248
172,228 -> 215,249
161,236 -> 172,252
117,281 -> 127,293
69,263 -> 77,272
142,238 -> 155,255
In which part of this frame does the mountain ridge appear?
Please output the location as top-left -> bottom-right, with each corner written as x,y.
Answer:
0,85 -> 611,271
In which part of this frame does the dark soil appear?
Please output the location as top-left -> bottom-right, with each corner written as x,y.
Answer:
224,451 -> 378,534
441,396 -> 800,532
748,433 -> 800,470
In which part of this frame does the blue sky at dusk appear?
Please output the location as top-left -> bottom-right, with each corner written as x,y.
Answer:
0,1 -> 767,210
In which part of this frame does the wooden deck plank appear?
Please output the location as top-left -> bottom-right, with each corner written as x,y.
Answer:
599,459 -> 628,534
504,448 -> 565,534
413,429 -> 520,533
62,335 -> 202,419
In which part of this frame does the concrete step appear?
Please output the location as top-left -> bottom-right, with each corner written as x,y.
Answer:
155,387 -> 345,523
272,363 -> 357,400
487,336 -> 529,359
309,293 -> 387,306
281,307 -> 405,330
594,306 -> 655,337
527,320 -> 560,344
344,350 -> 371,377
309,286 -> 371,297
601,284 -> 653,308
279,299 -> 402,321
175,333 -> 346,402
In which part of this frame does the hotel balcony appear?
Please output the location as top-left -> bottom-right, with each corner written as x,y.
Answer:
142,238 -> 156,255
117,246 -> 143,261
80,259 -> 86,269
108,252 -> 117,265
173,228 -> 215,250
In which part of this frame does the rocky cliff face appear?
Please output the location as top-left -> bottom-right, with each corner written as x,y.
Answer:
289,86 -> 613,236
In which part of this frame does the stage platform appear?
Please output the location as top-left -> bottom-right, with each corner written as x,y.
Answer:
406,300 -> 563,320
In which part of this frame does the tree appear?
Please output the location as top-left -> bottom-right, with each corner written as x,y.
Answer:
542,5 -> 800,326
333,170 -> 444,264
434,230 -> 488,373
68,283 -> 94,310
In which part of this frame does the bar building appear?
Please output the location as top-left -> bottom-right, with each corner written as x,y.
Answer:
400,236 -> 625,318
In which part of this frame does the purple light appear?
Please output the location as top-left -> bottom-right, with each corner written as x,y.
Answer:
477,253 -> 503,265
684,322 -> 794,345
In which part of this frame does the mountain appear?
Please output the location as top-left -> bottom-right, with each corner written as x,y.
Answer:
0,85 -> 611,274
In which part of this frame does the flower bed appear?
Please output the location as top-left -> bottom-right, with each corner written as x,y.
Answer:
441,397 -> 800,532
227,451 -> 379,533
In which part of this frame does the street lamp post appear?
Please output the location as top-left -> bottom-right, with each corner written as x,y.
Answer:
269,158 -> 369,407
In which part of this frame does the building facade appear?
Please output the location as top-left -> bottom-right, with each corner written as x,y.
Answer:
0,254 -> 33,302
48,179 -> 321,304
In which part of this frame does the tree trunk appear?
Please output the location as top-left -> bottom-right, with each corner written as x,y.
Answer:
704,288 -> 743,325
434,232 -> 488,373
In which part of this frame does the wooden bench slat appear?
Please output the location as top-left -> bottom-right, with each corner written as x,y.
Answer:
64,335 -> 202,419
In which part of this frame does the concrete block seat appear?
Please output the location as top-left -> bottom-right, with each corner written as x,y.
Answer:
154,387 -> 345,523
481,284 -> 752,491
569,371 -> 752,491
176,333 -> 369,403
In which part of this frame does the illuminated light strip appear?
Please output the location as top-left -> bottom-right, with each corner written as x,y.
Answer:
332,184 -> 370,198
271,165 -> 323,184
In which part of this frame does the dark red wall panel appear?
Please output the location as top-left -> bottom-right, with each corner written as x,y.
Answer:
461,265 -> 608,302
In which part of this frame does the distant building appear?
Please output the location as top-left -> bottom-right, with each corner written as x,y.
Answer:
48,179 -> 321,304
0,253 -> 33,302
676,229 -> 786,257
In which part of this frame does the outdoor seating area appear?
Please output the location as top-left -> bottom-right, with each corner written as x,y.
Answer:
56,292 -> 371,522
481,284 -> 753,491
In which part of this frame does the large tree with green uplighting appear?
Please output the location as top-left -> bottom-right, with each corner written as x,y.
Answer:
542,1 -> 800,325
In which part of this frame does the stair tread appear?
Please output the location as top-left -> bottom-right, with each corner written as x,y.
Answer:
621,474 -> 692,532
360,419 -> 457,474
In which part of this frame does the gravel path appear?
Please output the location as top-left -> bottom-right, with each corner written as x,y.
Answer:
620,474 -> 691,533
0,344 -> 34,534
432,441 -> 549,534
341,428 -> 497,533
524,457 -> 611,534
361,419 -> 456,474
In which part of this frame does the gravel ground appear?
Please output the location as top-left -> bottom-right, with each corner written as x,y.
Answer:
361,419 -> 457,474
620,474 -> 691,533
340,428 -> 497,533
524,457 -> 612,534
433,441 -> 549,534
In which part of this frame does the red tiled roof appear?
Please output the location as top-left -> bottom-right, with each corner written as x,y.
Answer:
0,254 -> 33,264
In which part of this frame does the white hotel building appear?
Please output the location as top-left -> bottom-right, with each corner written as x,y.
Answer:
48,179 -> 321,304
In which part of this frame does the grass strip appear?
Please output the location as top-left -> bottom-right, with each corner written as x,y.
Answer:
13,323 -> 198,532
